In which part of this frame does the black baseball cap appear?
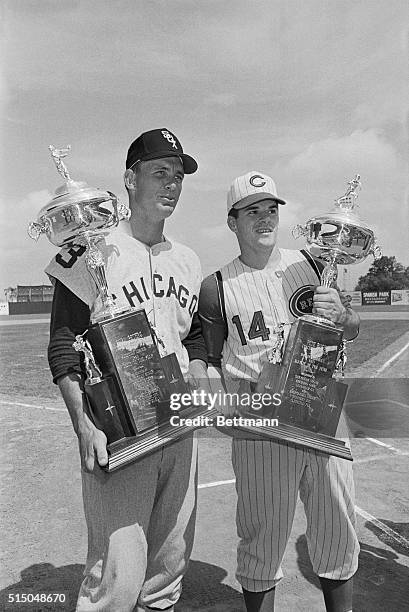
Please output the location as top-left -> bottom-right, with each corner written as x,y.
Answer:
125,128 -> 198,174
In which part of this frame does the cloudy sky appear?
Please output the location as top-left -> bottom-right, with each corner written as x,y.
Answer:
1,0 -> 408,293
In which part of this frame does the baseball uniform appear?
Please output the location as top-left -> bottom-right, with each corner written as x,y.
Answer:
47,223 -> 203,611
199,247 -> 360,592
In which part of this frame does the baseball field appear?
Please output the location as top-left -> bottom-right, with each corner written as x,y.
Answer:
0,311 -> 408,611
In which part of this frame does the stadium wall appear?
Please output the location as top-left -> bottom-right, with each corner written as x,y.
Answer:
8,302 -> 52,315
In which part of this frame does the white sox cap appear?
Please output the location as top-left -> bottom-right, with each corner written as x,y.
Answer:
227,171 -> 286,213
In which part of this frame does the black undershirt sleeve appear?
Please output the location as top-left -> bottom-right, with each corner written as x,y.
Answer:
198,274 -> 227,369
182,311 -> 208,365
48,278 -> 91,384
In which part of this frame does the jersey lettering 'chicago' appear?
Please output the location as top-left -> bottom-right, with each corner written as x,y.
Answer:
45,226 -> 201,374
220,248 -> 322,381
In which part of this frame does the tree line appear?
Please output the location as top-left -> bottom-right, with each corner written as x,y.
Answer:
355,256 -> 409,291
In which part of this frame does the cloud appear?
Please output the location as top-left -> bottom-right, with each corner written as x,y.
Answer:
283,129 -> 400,184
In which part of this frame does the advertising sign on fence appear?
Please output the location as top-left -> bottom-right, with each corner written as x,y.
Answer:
361,291 -> 391,306
0,302 -> 9,315
391,289 -> 409,305
348,291 -> 362,307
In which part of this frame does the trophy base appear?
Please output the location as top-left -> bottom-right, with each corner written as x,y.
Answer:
105,405 -> 218,472
228,422 -> 352,460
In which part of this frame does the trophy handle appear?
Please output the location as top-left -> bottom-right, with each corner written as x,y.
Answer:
115,195 -> 131,221
27,218 -> 50,241
371,242 -> 382,260
292,224 -> 307,239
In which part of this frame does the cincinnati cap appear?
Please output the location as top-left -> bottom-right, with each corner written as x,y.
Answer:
126,128 -> 198,174
227,171 -> 286,213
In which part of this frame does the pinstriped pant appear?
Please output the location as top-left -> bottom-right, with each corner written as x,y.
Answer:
76,435 -> 197,612
232,437 -> 360,592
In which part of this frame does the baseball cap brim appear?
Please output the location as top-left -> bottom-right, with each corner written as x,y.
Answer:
139,150 -> 198,174
232,193 -> 286,211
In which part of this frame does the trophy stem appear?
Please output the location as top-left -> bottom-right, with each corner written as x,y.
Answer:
320,257 -> 338,288
83,234 -> 116,316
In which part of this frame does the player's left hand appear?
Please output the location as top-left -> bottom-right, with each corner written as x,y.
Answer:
312,286 -> 347,325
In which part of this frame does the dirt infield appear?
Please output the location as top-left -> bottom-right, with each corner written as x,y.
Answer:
1,318 -> 408,611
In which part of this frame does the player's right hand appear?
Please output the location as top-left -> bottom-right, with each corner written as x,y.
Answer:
77,418 -> 108,472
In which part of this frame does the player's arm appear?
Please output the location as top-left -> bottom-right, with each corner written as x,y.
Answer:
312,286 -> 360,340
48,279 -> 107,471
198,274 -> 237,415
198,274 -> 226,371
182,311 -> 209,389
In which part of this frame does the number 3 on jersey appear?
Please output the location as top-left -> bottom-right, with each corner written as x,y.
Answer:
232,311 -> 270,346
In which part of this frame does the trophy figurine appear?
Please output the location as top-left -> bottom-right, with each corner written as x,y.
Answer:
28,146 -> 212,471
237,175 -> 381,460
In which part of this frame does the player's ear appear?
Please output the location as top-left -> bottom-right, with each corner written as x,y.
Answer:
227,215 -> 238,234
124,168 -> 137,191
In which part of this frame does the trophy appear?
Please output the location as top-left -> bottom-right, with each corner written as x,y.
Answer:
29,146 -> 212,471
235,175 -> 380,460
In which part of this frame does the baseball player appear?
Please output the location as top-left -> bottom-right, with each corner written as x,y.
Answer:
199,171 -> 360,612
47,129 -> 208,612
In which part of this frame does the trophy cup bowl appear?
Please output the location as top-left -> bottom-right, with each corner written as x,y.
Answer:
28,182 -> 121,248
28,145 -> 214,471
234,175 -> 381,460
303,212 -> 376,265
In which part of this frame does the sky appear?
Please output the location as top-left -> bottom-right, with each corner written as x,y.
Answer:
1,0 -> 408,294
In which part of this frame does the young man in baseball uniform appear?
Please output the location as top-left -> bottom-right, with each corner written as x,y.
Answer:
47,129 -> 208,612
199,172 -> 360,612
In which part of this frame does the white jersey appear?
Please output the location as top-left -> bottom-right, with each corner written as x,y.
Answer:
45,223 -> 202,374
220,247 -> 322,381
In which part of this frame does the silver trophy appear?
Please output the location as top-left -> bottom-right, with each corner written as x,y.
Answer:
28,145 -> 130,317
293,174 -> 381,288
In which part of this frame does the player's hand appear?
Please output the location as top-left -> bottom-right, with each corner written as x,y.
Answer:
185,359 -> 211,400
77,416 -> 108,472
233,379 -> 252,418
312,286 -> 347,325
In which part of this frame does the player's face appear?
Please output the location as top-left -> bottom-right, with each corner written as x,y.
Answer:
229,200 -> 279,251
131,157 -> 184,222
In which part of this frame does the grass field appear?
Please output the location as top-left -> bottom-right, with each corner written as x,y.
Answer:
344,319 -> 409,372
0,319 -> 408,401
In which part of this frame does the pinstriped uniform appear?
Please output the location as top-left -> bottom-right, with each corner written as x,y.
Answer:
218,248 -> 359,592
